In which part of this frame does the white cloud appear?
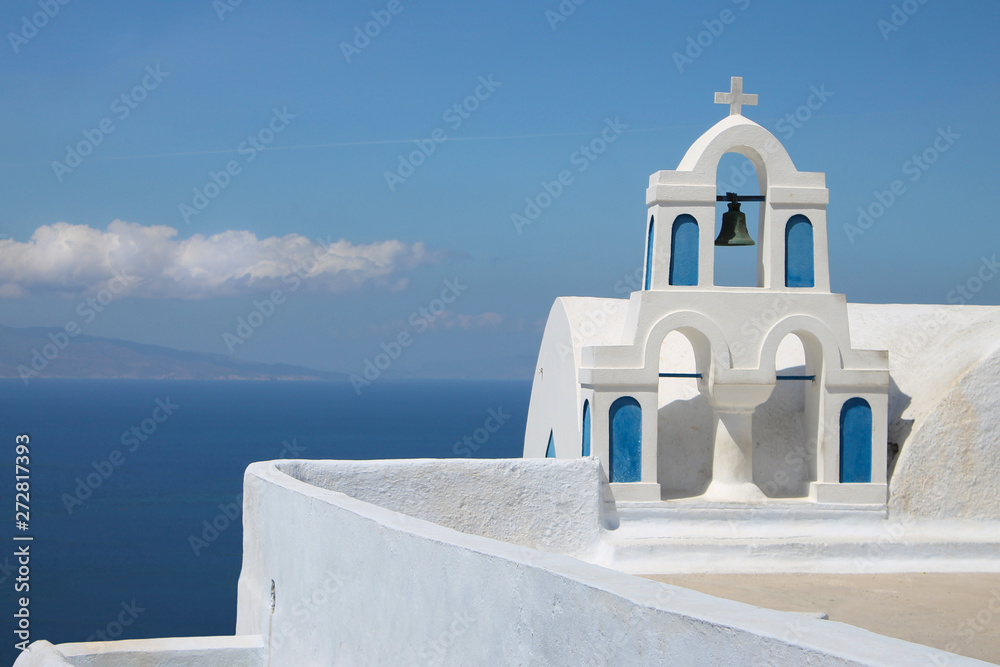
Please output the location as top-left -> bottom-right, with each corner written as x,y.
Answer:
0,221 -> 443,299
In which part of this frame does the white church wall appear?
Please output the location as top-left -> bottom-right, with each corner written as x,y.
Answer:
526,290 -> 892,503
524,298 -> 630,460
235,459 -> 982,666
523,299 -> 579,459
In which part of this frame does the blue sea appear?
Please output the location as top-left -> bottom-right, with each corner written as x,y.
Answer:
0,379 -> 529,661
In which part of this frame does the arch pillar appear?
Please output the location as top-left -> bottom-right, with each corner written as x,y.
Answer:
647,184 -> 716,289
703,383 -> 775,502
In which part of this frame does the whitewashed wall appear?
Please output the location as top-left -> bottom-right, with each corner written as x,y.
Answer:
848,304 -> 1000,519
13,636 -> 264,666
277,458 -> 617,553
235,459 -> 981,666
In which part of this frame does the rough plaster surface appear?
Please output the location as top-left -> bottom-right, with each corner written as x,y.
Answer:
234,459 -> 985,666
848,304 -> 1000,519
277,457 -> 613,554
889,348 -> 1000,519
13,636 -> 265,667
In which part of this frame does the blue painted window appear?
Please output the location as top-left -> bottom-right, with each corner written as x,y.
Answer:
644,216 -> 654,290
609,397 -> 641,483
545,431 -> 555,458
669,215 -> 699,286
785,215 -> 814,288
840,398 -> 872,483
582,400 -> 591,457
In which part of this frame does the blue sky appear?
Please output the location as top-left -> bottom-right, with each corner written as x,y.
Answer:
0,0 -> 997,379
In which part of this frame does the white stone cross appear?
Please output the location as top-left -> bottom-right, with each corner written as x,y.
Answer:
714,76 -> 757,116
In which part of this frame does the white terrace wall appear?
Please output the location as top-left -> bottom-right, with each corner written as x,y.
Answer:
235,459 -> 983,666
13,636 -> 265,667
277,458 -> 618,554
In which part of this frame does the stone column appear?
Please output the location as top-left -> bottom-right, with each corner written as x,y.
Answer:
703,384 -> 775,502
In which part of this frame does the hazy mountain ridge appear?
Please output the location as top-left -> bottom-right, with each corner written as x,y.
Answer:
0,324 -> 346,381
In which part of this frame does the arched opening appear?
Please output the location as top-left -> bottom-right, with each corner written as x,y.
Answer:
657,330 -> 712,498
669,215 -> 699,286
785,215 -> 814,288
644,216 -> 654,290
840,398 -> 873,483
714,153 -> 761,287
754,334 -> 817,497
609,397 -> 641,483
581,400 -> 591,456
545,430 -> 555,458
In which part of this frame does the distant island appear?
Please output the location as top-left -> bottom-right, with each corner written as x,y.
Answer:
0,324 -> 346,381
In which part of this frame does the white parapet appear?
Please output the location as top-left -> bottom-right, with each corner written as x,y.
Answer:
232,458 -> 986,666
14,636 -> 265,667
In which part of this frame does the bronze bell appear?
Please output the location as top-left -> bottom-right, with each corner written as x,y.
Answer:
714,201 -> 755,246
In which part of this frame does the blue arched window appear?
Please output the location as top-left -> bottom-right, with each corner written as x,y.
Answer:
609,397 -> 641,483
644,216 -> 654,290
669,215 -> 699,286
581,400 -> 591,457
840,398 -> 872,483
785,215 -> 814,288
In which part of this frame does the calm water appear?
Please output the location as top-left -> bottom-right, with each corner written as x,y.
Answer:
0,379 -> 529,658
